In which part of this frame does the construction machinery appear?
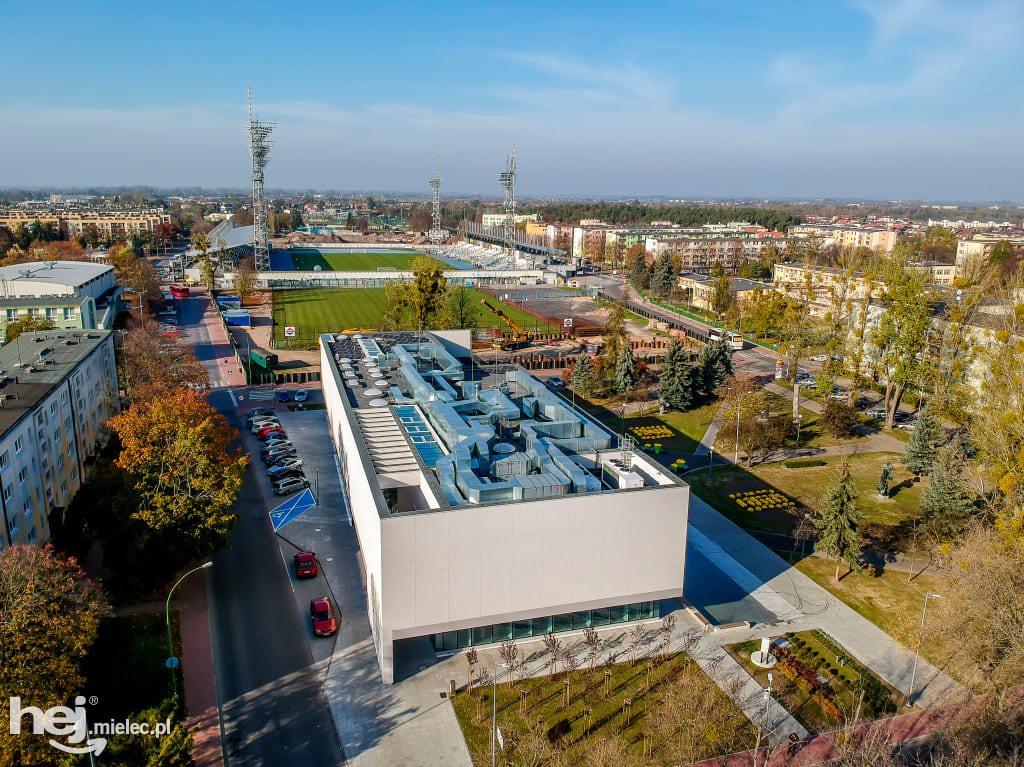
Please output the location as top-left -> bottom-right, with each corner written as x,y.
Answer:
480,299 -> 533,351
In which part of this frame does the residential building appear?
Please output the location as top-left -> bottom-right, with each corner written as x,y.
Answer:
955,234 -> 1024,279
0,207 -> 170,238
0,261 -> 121,337
0,296 -> 97,342
321,331 -> 689,683
0,330 -> 118,550
908,261 -> 955,286
789,225 -> 897,252
677,273 -> 763,312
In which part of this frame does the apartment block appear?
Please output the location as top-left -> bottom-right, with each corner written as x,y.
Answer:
789,225 -> 897,252
0,330 -> 118,550
0,207 -> 170,239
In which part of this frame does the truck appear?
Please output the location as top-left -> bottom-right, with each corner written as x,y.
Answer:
250,349 -> 279,369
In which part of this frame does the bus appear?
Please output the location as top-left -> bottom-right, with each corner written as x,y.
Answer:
170,285 -> 190,298
710,329 -> 744,350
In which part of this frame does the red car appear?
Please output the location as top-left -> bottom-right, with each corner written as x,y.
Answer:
256,426 -> 285,440
294,552 -> 317,579
310,597 -> 338,636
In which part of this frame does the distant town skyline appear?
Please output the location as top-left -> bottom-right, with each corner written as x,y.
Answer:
2,0 -> 1022,200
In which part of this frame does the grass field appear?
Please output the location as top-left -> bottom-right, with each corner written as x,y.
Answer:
288,249 -> 443,272
273,287 -> 559,347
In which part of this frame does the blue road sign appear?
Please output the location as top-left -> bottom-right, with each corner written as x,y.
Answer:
165,657 -> 180,669
269,488 -> 317,531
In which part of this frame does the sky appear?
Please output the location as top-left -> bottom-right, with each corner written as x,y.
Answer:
2,0 -> 1023,201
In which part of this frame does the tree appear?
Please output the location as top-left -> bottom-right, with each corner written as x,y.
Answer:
737,414 -> 792,466
901,407 -> 941,476
118,321 -> 209,404
613,344 -> 636,395
0,545 -> 110,767
814,460 -> 862,581
820,400 -> 858,438
987,239 -> 1013,266
919,445 -> 976,540
650,251 -> 677,298
569,353 -> 598,397
598,302 -> 628,385
658,338 -> 697,411
108,389 -> 249,573
408,256 -> 448,329
711,270 -> 731,317
696,338 -> 734,393
779,298 -> 813,419
234,257 -> 257,303
3,315 -> 55,343
628,251 -> 649,290
444,284 -> 478,330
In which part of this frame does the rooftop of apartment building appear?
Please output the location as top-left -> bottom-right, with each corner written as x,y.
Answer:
0,261 -> 112,291
0,329 -> 111,436
0,295 -> 90,309
326,331 -> 681,513
679,272 -> 765,291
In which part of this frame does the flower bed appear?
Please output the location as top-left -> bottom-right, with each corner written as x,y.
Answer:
729,488 -> 794,511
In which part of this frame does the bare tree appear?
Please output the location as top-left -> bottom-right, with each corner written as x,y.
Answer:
464,648 -> 478,695
660,614 -> 677,660
542,631 -> 562,678
628,623 -> 645,667
582,626 -> 601,672
498,639 -> 519,689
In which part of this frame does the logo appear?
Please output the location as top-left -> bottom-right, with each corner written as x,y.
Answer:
9,696 -> 106,756
284,326 -> 296,337
9,696 -> 173,755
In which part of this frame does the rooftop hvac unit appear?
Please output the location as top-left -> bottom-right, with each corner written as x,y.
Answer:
601,458 -> 644,490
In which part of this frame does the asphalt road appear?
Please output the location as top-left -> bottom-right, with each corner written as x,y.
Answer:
178,290 -> 345,766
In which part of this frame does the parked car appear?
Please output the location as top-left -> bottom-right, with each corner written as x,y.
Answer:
264,449 -> 297,466
247,407 -> 274,419
268,456 -> 303,471
261,435 -> 290,448
866,408 -> 886,420
309,597 -> 338,636
251,420 -> 280,434
827,390 -> 847,401
795,372 -> 812,382
268,466 -> 305,482
809,354 -> 829,362
294,552 -> 317,579
261,442 -> 293,458
897,420 -> 917,431
893,411 -> 912,423
255,425 -> 284,440
273,476 -> 309,495
276,390 -> 291,402
294,389 -> 308,402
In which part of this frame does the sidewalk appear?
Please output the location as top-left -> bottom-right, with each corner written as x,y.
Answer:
180,574 -> 224,767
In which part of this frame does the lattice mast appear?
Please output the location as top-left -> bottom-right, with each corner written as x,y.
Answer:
247,87 -> 276,271
497,142 -> 516,253
429,151 -> 445,244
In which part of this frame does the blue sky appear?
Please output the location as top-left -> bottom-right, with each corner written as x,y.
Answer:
2,0 -> 1022,200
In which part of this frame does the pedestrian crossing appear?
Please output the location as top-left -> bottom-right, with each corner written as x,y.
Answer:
248,387 -> 277,401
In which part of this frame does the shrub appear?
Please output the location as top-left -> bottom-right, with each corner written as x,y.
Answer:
820,400 -> 859,438
784,459 -> 827,468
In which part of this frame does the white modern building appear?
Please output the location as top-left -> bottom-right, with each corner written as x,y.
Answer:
0,329 -> 119,550
0,261 -> 116,302
321,330 -> 690,684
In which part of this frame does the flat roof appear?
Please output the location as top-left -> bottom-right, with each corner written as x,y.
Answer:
0,295 -> 89,308
0,261 -> 112,290
0,329 -> 111,436
326,331 -> 680,510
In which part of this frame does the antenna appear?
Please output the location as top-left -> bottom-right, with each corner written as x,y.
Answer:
428,151 -> 445,245
246,89 -> 276,271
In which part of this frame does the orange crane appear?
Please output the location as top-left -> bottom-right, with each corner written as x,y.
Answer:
480,299 -> 533,350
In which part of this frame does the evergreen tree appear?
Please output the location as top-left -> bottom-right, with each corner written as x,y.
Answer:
697,339 -> 734,393
650,252 -> 677,298
569,354 -> 597,397
814,460 -> 863,581
613,344 -> 637,395
901,407 -> 941,476
919,445 -> 975,538
628,252 -> 649,290
658,339 -> 695,411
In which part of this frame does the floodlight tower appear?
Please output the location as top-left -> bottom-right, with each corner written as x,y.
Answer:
429,151 -> 445,245
497,143 -> 516,253
247,88 -> 276,271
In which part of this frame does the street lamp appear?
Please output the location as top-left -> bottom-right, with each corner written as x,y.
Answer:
796,413 -> 803,449
906,592 -> 941,707
729,388 -> 747,464
708,445 -> 714,479
492,662 -> 512,767
165,561 -> 212,701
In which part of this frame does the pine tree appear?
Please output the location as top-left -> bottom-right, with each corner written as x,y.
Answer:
919,445 -> 975,538
901,407 -> 941,476
614,345 -> 637,395
650,252 -> 677,298
814,460 -> 862,581
697,339 -> 734,393
629,252 -> 649,290
570,354 -> 597,397
658,338 -> 694,411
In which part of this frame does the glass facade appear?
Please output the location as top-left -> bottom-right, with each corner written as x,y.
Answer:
430,601 -> 660,652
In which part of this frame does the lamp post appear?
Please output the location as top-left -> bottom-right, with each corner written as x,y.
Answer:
492,662 -> 511,767
796,413 -> 803,449
906,592 -> 941,707
729,388 -> 747,464
708,445 -> 714,479
165,561 -> 212,701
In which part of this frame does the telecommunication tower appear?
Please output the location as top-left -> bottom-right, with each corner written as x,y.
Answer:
496,143 -> 516,253
247,88 -> 276,271
429,152 -> 445,244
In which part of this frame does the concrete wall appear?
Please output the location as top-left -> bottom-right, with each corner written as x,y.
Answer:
381,484 -> 689,642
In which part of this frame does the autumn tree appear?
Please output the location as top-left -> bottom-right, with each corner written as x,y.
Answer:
118,321 -> 209,404
108,389 -> 248,573
233,257 -> 257,303
814,459 -> 863,581
779,297 -> 814,419
710,261 -> 731,317
820,399 -> 858,438
0,545 -> 110,767
3,315 -> 56,343
737,413 -> 792,465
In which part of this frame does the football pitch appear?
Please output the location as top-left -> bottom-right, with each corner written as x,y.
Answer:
272,288 -> 558,347
288,249 -> 443,272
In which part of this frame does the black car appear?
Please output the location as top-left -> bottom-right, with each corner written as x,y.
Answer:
893,411 -> 912,423
246,407 -> 274,421
268,467 -> 305,482
263,447 -> 297,465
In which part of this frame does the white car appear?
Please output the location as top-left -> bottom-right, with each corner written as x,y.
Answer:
809,354 -> 829,362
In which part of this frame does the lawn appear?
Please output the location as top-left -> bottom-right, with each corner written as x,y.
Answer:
288,249 -> 443,272
686,452 -> 924,535
625,402 -> 719,454
792,557 -> 969,686
451,652 -> 755,766
83,613 -> 181,720
272,287 -> 558,347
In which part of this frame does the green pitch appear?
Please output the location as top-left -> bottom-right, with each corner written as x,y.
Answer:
288,249 -> 444,272
272,287 -> 558,348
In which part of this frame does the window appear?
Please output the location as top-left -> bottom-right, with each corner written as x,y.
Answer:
60,481 -> 67,495
53,429 -> 60,443
71,469 -> 77,482
23,498 -> 31,513
57,456 -> 64,470
0,451 -> 7,469
17,467 -> 26,484
13,437 -> 23,453
5,309 -> 16,321
63,307 -> 76,321
60,391 -> 67,403
49,402 -> 57,415
45,308 -> 58,320
2,485 -> 11,502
